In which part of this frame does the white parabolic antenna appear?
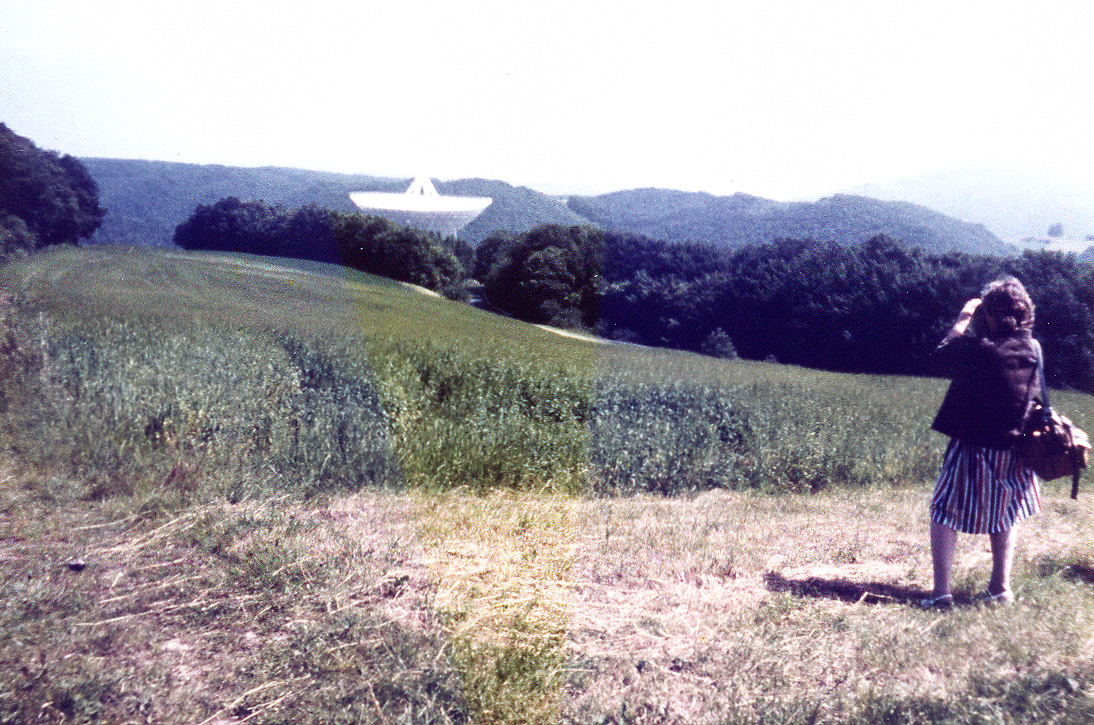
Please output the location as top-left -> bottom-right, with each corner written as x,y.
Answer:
349,176 -> 492,237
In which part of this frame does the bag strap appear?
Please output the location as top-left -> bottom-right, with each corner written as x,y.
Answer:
1071,447 -> 1082,500
1035,340 -> 1051,409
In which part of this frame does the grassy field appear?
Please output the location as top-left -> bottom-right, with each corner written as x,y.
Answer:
0,245 -> 1092,723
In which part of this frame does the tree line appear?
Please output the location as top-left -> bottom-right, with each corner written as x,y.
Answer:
0,123 -> 104,253
5,119 -> 1089,391
476,225 -> 1094,392
172,197 -> 471,299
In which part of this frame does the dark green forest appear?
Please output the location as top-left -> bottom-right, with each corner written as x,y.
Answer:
476,225 -> 1094,392
173,198 -> 470,298
172,195 -> 1094,392
0,124 -> 103,253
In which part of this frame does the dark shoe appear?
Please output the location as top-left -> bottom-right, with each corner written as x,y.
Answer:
914,593 -> 954,609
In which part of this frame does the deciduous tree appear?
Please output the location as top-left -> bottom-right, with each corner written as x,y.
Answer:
0,123 -> 104,252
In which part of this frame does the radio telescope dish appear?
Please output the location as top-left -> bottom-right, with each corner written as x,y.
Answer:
349,176 -> 492,237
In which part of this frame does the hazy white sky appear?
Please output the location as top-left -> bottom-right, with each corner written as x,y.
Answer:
2,0 -> 1092,199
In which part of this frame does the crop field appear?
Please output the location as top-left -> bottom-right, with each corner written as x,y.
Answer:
0,245 -> 1091,723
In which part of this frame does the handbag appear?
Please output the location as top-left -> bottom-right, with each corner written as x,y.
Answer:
1016,350 -> 1091,498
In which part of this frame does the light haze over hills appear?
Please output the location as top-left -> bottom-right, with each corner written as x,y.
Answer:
847,167 -> 1094,249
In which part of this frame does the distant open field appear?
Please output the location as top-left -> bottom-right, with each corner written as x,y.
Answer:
0,245 -> 1091,723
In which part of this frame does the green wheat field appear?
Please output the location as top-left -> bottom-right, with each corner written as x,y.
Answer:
0,245 -> 1091,724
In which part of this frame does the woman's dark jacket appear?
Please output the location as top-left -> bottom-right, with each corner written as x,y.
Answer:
931,328 -> 1042,449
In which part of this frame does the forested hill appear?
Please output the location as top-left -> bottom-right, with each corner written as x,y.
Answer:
437,178 -> 589,241
567,188 -> 1012,256
80,158 -> 586,247
83,157 -> 1009,255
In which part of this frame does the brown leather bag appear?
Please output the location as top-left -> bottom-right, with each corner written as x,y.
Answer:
1017,402 -> 1090,497
1016,355 -> 1091,498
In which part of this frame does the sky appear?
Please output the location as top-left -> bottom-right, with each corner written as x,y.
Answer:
2,0 -> 1093,200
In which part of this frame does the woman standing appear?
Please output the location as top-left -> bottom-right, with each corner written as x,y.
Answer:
919,277 -> 1042,608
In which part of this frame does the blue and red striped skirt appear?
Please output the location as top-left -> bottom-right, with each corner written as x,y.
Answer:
930,438 -> 1041,534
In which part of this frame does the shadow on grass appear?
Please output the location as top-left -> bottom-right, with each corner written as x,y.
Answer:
764,572 -> 933,605
1061,563 -> 1094,585
1035,556 -> 1094,585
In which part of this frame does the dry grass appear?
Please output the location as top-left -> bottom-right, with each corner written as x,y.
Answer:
560,484 -> 1094,723
390,482 -> 1094,724
0,461 -> 463,724
2,460 -> 1092,724
413,490 -> 578,644
410,491 -> 579,722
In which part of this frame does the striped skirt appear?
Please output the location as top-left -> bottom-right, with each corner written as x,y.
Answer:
930,438 -> 1041,534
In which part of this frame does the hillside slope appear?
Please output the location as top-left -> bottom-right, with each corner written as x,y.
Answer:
81,158 -> 587,247
568,188 -> 1011,255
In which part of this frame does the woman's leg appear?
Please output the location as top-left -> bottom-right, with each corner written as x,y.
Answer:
988,525 -> 1017,596
930,521 -> 958,596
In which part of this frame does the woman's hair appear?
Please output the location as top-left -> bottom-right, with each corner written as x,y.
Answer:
979,276 -> 1035,332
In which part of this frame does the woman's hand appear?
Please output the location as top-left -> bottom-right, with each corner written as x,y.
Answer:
942,298 -> 982,343
957,298 -> 982,322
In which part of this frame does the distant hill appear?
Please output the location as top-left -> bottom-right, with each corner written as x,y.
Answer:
80,158 -> 587,247
434,177 -> 588,241
847,166 -> 1094,246
567,188 -> 1012,255
82,157 -> 1015,256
